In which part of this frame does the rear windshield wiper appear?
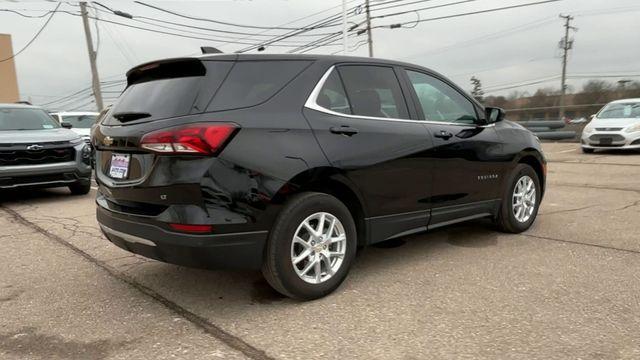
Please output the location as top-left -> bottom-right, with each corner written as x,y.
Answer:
113,112 -> 151,122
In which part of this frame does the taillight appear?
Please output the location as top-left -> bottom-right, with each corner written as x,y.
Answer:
140,123 -> 237,155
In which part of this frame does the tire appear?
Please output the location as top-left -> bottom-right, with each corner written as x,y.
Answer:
69,180 -> 91,195
495,164 -> 541,233
582,147 -> 594,153
262,192 -> 357,300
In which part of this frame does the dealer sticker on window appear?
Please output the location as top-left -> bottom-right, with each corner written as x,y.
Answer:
109,153 -> 130,179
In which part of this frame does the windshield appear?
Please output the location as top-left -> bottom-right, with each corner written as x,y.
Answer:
0,108 -> 61,131
597,102 -> 640,119
60,114 -> 97,128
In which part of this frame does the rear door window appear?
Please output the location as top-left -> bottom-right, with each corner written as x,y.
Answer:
207,60 -> 312,111
336,65 -> 409,119
316,70 -> 352,115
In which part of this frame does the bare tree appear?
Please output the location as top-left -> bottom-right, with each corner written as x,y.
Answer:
470,76 -> 484,103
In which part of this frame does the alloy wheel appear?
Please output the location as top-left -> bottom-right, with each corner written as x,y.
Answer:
290,212 -> 347,284
512,175 -> 536,223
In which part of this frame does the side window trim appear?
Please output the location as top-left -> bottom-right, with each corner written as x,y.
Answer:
403,67 -> 483,124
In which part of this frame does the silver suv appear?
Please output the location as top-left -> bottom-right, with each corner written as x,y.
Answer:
0,104 -> 92,194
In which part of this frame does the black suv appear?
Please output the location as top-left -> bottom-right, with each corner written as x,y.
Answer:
94,54 -> 545,300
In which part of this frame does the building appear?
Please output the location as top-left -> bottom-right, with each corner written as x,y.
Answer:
0,33 -> 20,103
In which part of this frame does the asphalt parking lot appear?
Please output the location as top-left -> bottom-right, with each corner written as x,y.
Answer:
1,142 -> 639,360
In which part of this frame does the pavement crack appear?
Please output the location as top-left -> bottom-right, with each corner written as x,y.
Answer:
539,204 -> 596,216
551,182 -> 640,194
548,160 -> 640,168
522,233 -> 640,255
615,199 -> 640,211
0,206 -> 274,360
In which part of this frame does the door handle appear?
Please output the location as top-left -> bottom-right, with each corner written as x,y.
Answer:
330,126 -> 359,136
434,130 -> 453,140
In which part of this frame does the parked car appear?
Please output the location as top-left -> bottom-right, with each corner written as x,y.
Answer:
50,111 -> 99,143
581,98 -> 640,153
0,104 -> 92,194
94,54 -> 546,299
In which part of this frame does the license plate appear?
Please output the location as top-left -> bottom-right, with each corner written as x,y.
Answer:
109,153 -> 130,179
599,138 -> 612,145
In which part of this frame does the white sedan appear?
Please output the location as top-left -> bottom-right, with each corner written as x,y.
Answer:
581,98 -> 640,153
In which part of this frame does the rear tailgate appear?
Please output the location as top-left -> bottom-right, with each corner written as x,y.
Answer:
94,57 -> 312,211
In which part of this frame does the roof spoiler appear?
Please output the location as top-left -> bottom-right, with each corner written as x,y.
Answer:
201,46 -> 223,54
126,58 -> 206,85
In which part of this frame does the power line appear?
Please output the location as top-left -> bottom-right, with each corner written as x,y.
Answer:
0,2 -> 61,63
371,0 -> 480,20
369,0 -> 439,12
61,10 -> 336,48
484,77 -> 561,93
371,0 -> 562,29
60,2 -> 337,46
85,3 -> 337,39
293,0 -> 561,55
235,3 -> 365,53
133,1 -> 345,31
228,0 -> 362,47
402,16 -> 557,60
0,8 -> 57,18
38,80 -> 125,107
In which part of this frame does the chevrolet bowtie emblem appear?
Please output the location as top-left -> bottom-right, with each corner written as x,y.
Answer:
26,144 -> 44,151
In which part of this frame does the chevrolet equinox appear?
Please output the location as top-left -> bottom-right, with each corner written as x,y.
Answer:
94,54 -> 546,300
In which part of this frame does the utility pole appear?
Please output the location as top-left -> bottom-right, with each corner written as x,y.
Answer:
558,14 -> 576,121
365,0 -> 373,57
80,2 -> 104,112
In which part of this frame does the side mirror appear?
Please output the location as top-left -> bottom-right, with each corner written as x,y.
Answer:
589,114 -> 596,120
61,122 -> 73,129
485,107 -> 505,124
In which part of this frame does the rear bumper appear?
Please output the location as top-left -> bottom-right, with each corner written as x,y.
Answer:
97,204 -> 268,269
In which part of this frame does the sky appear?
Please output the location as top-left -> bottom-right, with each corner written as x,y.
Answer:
1,0 -> 639,111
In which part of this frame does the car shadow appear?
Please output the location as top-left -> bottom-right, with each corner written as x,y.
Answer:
0,188 -> 89,206
122,218 -> 501,309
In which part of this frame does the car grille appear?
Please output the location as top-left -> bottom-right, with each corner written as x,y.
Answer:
588,134 -> 625,142
0,147 -> 75,166
595,127 -> 623,131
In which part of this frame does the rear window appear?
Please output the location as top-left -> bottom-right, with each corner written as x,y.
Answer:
104,60 -> 232,125
104,59 -> 310,125
207,60 -> 311,111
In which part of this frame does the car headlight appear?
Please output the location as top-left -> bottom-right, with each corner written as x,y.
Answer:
625,123 -> 640,133
81,144 -> 92,158
583,124 -> 595,134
